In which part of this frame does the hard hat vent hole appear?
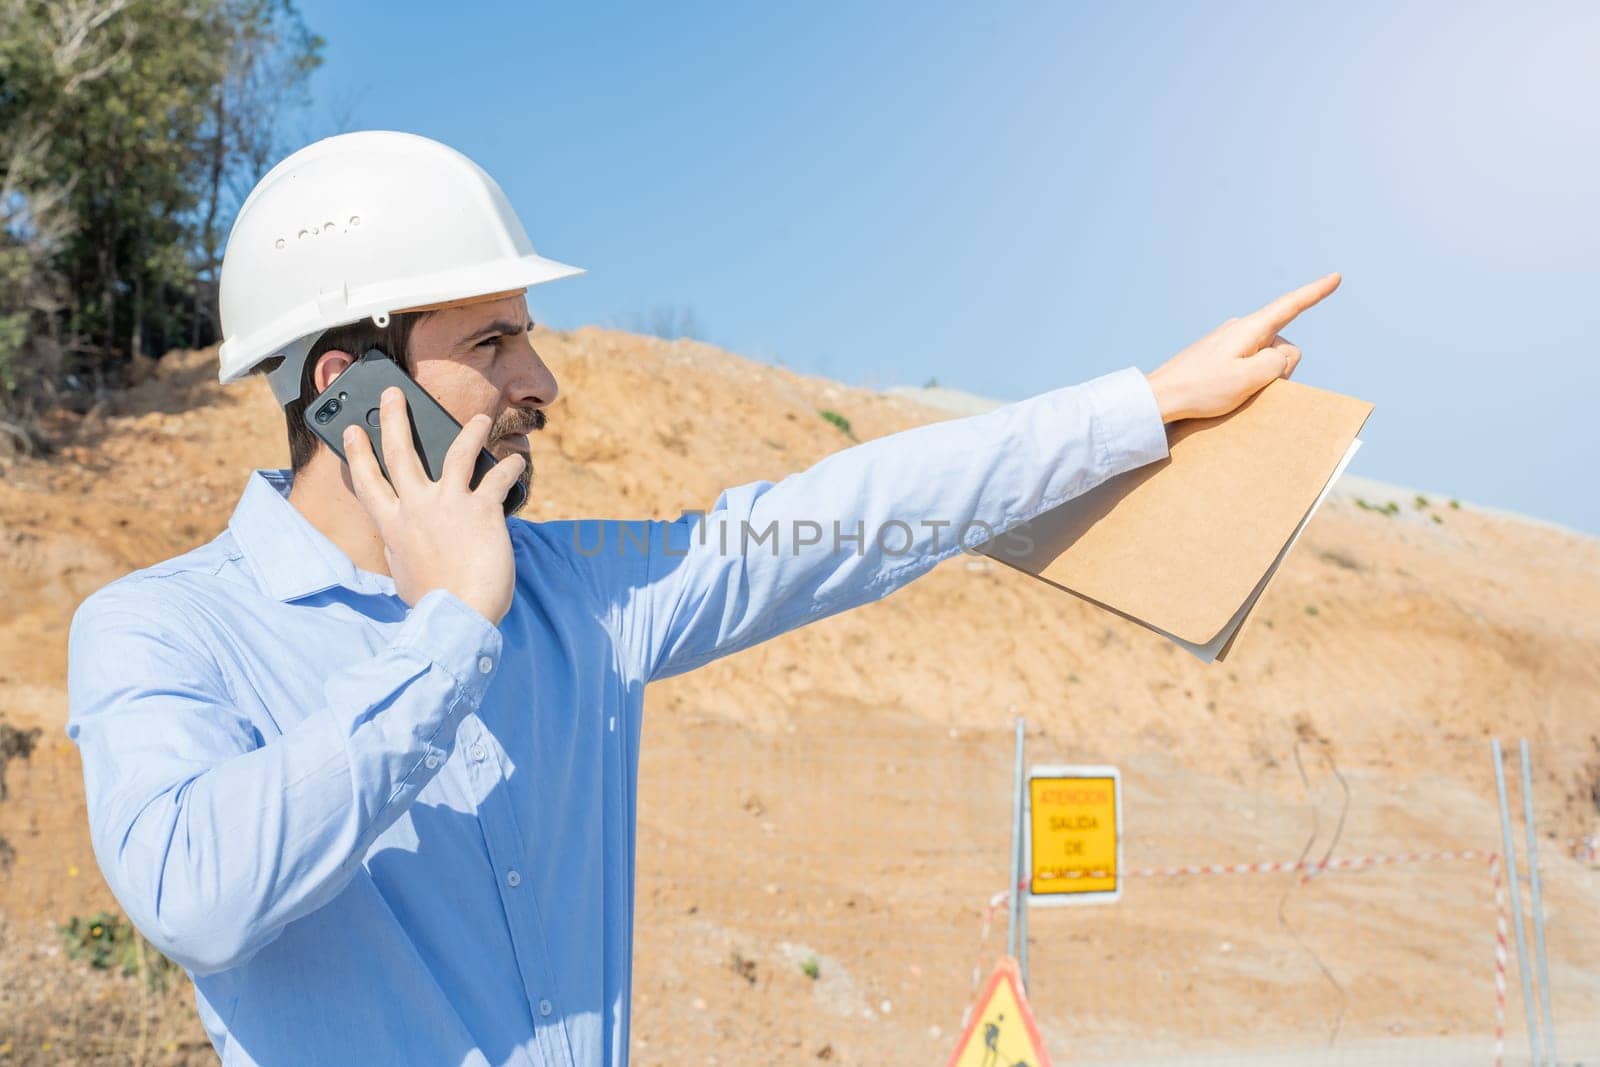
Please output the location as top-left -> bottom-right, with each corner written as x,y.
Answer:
349,216 -> 361,227
274,238 -> 286,250
325,220 -> 336,233
372,312 -> 390,328
297,229 -> 309,240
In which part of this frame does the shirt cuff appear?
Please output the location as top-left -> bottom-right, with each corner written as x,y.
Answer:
1080,366 -> 1171,475
390,588 -> 504,706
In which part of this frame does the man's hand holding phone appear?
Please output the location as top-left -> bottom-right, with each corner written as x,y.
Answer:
343,386 -> 525,626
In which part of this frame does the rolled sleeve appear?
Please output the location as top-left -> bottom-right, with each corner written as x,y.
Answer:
1077,366 -> 1171,474
391,588 -> 504,704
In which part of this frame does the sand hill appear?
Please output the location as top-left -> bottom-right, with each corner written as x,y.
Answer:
1,328 -> 1597,1064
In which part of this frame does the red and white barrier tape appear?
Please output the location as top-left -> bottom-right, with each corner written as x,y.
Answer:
1489,852 -> 1507,1067
963,878 -> 1027,1031
1026,848 -> 1491,886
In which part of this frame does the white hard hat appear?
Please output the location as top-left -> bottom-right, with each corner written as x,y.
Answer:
217,130 -> 583,405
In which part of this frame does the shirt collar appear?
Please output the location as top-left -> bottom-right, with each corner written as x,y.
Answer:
228,468 -> 398,602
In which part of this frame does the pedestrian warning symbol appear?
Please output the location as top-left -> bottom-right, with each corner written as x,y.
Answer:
945,957 -> 1053,1067
1027,764 -> 1121,906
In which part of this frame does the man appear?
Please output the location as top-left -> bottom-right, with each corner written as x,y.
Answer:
66,131 -> 1334,1066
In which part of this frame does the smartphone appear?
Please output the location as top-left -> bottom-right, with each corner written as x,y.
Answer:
303,347 -> 527,517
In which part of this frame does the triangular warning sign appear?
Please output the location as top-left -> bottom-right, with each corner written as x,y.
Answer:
945,956 -> 1053,1067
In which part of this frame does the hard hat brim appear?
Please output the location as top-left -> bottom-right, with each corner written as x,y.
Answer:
217,251 -> 583,385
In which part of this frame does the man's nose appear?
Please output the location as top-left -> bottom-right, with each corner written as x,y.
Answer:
508,339 -> 559,409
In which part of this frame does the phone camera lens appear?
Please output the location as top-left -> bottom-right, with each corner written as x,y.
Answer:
314,398 -> 342,424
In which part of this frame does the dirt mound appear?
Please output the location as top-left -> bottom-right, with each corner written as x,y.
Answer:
2,328 -> 1597,1063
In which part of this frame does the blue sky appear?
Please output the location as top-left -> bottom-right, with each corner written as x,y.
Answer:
292,1 -> 1599,532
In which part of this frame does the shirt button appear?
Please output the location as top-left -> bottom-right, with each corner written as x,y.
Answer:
538,999 -> 552,1017
469,743 -> 487,762
424,753 -> 440,769
506,869 -> 521,888
477,656 -> 494,674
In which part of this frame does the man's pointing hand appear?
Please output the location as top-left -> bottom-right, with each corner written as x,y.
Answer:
1145,273 -> 1341,424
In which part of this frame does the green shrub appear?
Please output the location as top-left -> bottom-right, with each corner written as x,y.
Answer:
819,410 -> 856,441
58,911 -> 179,991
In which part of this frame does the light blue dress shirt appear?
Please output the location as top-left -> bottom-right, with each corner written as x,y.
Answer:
66,367 -> 1167,1066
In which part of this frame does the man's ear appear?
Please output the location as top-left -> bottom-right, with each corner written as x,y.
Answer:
312,350 -> 356,394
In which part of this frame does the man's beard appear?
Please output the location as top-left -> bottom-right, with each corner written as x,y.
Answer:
489,407 -> 546,515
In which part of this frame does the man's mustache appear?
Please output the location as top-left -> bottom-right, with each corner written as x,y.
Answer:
495,408 -> 547,438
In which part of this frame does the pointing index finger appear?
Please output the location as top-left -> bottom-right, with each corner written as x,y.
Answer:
1246,272 -> 1342,339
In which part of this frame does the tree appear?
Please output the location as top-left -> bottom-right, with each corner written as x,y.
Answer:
0,0 -> 136,445
192,0 -> 323,347
0,0 -> 321,447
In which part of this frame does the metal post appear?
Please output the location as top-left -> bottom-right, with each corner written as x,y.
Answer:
1493,738 -> 1543,1066
1007,718 -> 1025,964
1519,739 -> 1557,1067
1018,726 -> 1030,991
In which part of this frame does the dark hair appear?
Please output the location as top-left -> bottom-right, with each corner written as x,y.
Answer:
252,311 -> 430,472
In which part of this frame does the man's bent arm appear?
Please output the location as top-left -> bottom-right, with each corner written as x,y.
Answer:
65,587 -> 501,976
600,366 -> 1167,681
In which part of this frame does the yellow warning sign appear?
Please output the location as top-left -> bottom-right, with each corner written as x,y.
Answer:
945,956 -> 1053,1067
1027,765 -> 1121,904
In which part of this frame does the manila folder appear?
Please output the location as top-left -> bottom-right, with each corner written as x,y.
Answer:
979,378 -> 1374,662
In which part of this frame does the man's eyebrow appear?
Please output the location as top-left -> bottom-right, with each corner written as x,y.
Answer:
456,319 -> 530,346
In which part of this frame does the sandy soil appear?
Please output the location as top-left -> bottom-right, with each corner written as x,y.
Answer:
1,328 -> 1597,1065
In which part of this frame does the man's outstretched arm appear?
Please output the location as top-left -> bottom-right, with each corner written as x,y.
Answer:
621,366 -> 1163,680
590,274 -> 1341,681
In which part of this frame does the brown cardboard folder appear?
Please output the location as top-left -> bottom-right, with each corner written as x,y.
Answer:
981,379 -> 1373,662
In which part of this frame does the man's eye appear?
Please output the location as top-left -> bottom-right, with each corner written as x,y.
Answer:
477,336 -> 500,349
